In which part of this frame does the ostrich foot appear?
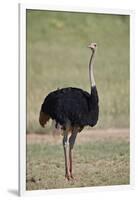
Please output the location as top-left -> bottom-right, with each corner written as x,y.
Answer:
70,174 -> 74,179
65,173 -> 75,181
65,173 -> 70,181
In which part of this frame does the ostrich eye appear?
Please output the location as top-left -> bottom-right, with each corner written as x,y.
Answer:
94,44 -> 96,47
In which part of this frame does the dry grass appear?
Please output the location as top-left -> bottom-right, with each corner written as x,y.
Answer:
26,129 -> 130,190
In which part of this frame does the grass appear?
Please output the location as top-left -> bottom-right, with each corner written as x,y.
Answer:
26,10 -> 130,133
26,131 -> 130,190
26,10 -> 130,191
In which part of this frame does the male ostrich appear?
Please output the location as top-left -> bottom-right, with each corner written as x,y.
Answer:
39,42 -> 99,180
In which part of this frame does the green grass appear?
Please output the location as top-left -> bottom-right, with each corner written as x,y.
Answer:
26,138 -> 130,190
26,10 -> 130,132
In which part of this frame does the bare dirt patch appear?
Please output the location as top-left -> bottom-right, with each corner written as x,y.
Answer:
27,128 -> 129,145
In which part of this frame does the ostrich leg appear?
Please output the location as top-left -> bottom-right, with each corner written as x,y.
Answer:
69,130 -> 78,179
63,131 -> 70,180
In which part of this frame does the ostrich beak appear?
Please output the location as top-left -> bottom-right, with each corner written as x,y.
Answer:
88,43 -> 97,49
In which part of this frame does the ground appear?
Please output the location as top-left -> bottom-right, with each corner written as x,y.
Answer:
26,129 -> 130,190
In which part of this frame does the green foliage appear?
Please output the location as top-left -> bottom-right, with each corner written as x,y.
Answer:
27,10 -> 129,133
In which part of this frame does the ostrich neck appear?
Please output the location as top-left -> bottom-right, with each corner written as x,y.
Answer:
89,49 -> 96,88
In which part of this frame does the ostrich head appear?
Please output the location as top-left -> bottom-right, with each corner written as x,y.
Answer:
88,42 -> 97,51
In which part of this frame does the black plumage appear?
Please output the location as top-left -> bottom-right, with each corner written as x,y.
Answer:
40,86 -> 99,130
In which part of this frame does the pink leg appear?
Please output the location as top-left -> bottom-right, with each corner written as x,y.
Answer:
63,132 -> 70,180
69,131 -> 78,179
69,148 -> 73,179
63,146 -> 70,180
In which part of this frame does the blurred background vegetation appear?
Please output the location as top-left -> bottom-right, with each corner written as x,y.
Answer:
26,10 -> 129,133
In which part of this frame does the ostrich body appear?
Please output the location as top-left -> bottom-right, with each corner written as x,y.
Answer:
39,43 -> 99,180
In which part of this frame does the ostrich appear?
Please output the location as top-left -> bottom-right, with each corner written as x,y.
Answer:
39,42 -> 99,180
